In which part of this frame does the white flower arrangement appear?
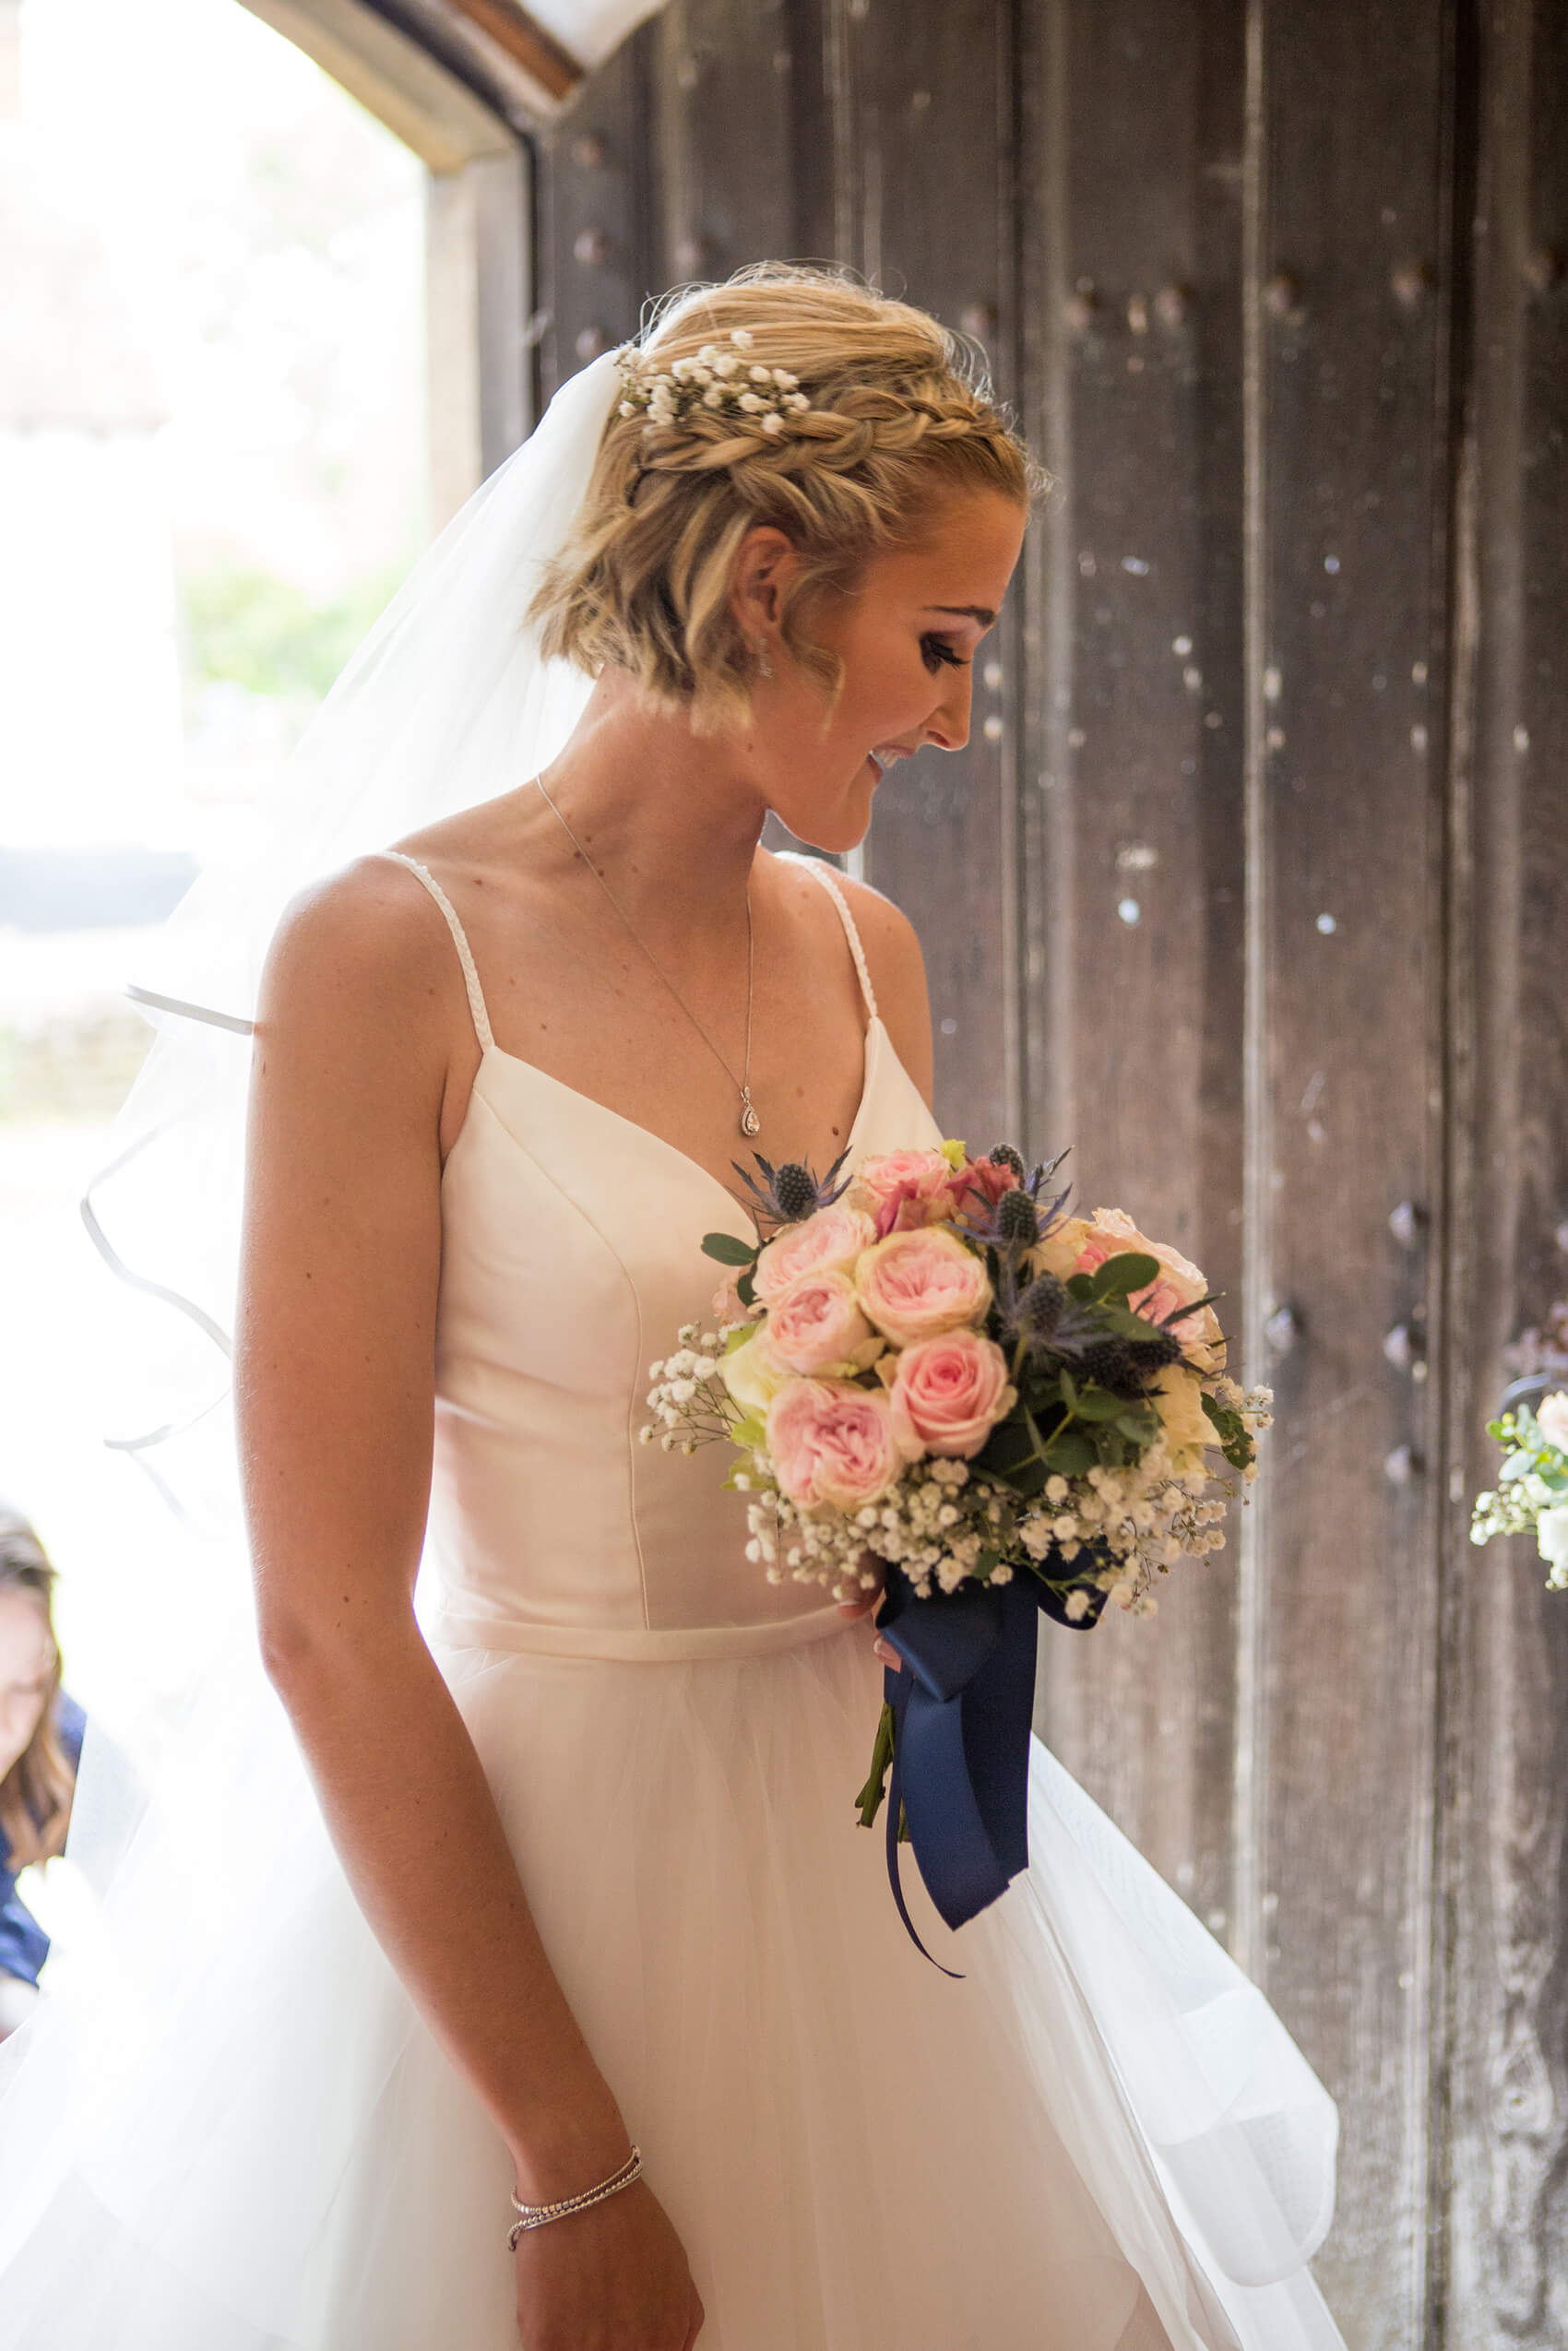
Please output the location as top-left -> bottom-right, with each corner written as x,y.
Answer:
617,329 -> 814,439
1471,1389 -> 1568,1587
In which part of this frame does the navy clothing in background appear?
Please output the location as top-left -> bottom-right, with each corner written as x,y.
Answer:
0,1692 -> 84,1985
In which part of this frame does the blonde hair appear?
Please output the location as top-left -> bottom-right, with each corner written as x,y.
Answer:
532,265 -> 1038,728
0,1509 -> 74,1871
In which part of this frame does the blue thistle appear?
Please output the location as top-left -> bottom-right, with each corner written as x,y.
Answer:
729,1146 -> 853,1230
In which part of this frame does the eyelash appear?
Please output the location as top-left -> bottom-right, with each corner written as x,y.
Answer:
921,635 -> 969,672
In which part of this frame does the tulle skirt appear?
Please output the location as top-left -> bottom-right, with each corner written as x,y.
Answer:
0,1620 -> 1343,2351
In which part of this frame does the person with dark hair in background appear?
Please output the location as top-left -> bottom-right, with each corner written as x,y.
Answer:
0,1507 -> 83,2039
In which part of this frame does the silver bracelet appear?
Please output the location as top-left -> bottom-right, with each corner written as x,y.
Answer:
507,2145 -> 643,2250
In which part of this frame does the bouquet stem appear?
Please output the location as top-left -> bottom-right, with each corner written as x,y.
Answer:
855,1701 -> 896,1828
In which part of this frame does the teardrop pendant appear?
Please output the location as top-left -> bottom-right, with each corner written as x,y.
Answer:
740,1091 -> 761,1139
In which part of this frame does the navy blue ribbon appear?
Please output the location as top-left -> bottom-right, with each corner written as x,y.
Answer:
875,1561 -> 1107,1970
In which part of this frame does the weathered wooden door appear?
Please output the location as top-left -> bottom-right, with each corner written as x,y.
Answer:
525,3 -> 1568,2341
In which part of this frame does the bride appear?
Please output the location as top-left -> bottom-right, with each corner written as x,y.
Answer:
0,267 -> 1345,2351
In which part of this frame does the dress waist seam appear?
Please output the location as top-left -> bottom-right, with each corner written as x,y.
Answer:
428,1605 -> 849,1664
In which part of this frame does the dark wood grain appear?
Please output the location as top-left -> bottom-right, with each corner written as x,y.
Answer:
839,0 -> 1018,1151
535,29 -> 650,404
1253,2 -> 1455,2336
1019,0 -> 1250,1989
1445,0 -> 1568,2341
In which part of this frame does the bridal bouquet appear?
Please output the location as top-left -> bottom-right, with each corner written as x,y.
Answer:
1470,1388 -> 1568,1587
644,1139 -> 1272,1959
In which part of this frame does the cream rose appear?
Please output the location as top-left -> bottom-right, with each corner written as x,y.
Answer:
1031,1214 -> 1094,1280
765,1270 -> 879,1375
766,1378 -> 906,1512
1536,1391 -> 1568,1453
889,1329 -> 1016,1459
1151,1364 -> 1214,1476
753,1203 -> 876,1302
719,1324 -> 790,1416
854,1227 -> 992,1348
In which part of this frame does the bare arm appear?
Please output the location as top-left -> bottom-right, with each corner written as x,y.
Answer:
238,864 -> 701,2346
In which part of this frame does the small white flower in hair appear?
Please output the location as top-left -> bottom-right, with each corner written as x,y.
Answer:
737,391 -> 766,412
749,363 -> 772,384
761,412 -> 784,435
731,328 -> 754,350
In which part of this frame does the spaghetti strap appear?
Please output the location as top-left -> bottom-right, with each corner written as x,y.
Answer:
782,853 -> 879,1022
378,849 -> 495,1052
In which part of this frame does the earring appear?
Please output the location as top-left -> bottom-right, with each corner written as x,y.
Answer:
754,642 -> 775,681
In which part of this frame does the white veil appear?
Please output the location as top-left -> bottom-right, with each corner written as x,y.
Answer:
0,356 -> 623,2294
79,350 -> 621,1544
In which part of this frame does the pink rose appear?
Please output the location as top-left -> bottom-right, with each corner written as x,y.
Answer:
853,1148 -> 964,1238
890,1329 -> 1016,1459
754,1203 -> 876,1302
1537,1391 -> 1568,1453
766,1378 -> 907,1511
854,1227 -> 992,1348
711,1269 -> 747,1324
766,1270 -> 877,1374
1074,1207 -> 1224,1368
955,1155 -> 1020,1214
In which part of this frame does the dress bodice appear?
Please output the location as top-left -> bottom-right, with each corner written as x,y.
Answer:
384,850 -> 944,1662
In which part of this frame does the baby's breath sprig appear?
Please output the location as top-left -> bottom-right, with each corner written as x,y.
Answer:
617,329 -> 814,441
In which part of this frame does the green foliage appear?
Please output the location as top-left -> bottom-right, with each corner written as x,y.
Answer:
1201,1388 -> 1253,1474
179,560 -> 408,705
702,1232 -> 757,1267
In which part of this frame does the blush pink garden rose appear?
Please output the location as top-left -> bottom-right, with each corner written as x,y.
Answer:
854,1227 -> 992,1348
1536,1391 -> 1568,1453
766,1378 -> 909,1511
753,1203 -> 877,1303
851,1148 -> 966,1239
765,1270 -> 879,1376
889,1328 -> 1016,1459
1073,1207 -> 1225,1371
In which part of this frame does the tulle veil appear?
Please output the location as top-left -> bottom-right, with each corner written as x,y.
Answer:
0,354 -> 623,2270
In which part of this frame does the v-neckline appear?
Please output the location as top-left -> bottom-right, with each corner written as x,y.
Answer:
467,1014 -> 886,1223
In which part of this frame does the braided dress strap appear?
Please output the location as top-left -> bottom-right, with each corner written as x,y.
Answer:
782,854 -> 878,1022
378,850 -> 495,1052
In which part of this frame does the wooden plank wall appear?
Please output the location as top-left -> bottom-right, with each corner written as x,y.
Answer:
1445,1 -> 1568,2343
520,3 -> 1568,2341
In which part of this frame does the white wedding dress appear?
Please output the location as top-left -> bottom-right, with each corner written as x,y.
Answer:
0,852 -> 1344,2351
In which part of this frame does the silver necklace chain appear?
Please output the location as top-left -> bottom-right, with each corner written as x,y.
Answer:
531,772 -> 761,1138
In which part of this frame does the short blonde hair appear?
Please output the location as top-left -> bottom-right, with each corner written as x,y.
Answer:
531,265 -> 1037,729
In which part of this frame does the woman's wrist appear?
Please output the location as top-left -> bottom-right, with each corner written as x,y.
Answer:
506,2084 -> 633,2206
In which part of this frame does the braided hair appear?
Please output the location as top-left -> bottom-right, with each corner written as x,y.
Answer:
532,265 -> 1039,729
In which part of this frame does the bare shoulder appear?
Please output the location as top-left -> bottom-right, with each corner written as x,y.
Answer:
256,852 -> 460,1085
790,861 -> 934,1109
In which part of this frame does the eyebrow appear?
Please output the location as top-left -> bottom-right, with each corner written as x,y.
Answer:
923,604 -> 997,627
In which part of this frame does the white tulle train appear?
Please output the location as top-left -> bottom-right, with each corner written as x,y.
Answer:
0,1620 -> 1340,2351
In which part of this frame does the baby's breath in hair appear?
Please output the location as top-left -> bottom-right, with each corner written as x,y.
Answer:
531,264 -> 1039,731
617,330 -> 814,439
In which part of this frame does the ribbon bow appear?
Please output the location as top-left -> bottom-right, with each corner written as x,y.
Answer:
874,1561 -> 1106,1972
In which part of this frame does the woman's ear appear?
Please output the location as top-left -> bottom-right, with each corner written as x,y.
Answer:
729,525 -> 798,649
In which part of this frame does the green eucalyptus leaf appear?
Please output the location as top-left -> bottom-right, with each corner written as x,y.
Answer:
1040,1430 -> 1096,1475
737,1270 -> 756,1307
1088,1250 -> 1160,1302
701,1231 -> 757,1266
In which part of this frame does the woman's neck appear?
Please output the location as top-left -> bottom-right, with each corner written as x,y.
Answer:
527,670 -> 769,932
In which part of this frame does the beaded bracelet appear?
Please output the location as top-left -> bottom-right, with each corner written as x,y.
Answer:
507,2146 -> 643,2251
